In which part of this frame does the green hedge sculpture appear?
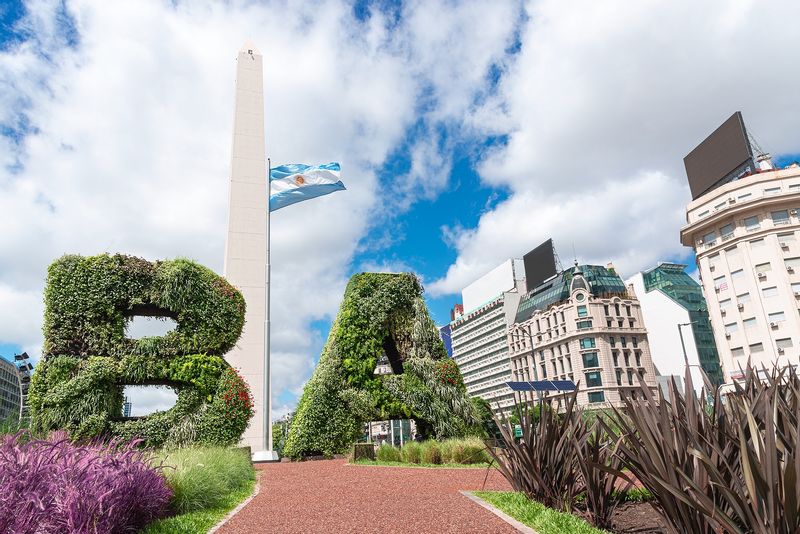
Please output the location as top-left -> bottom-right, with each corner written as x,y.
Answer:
29,254 -> 253,447
283,272 -> 478,458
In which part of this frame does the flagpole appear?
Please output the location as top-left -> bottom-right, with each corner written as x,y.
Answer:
265,157 -> 272,454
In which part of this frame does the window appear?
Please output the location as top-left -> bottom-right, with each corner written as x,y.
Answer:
621,336 -> 627,347
714,201 -> 726,210
614,303 -> 620,316
703,231 -> 716,245
749,342 -> 764,354
750,238 -> 765,249
719,298 -> 732,310
635,352 -> 641,366
744,215 -> 760,231
612,351 -> 619,366
588,391 -> 605,404
627,370 -> 634,385
730,269 -> 744,281
738,193 -> 753,201
585,371 -> 602,387
577,320 -> 592,330
769,311 -> 786,323
616,370 -> 622,386
603,305 -> 609,316
720,223 -> 734,239
731,347 -> 745,359
632,336 -> 638,348
566,357 -> 573,372
624,352 -> 630,366
625,305 -> 631,316
714,275 -> 728,290
737,292 -> 751,303
560,312 -> 565,323
765,186 -> 781,195
559,359 -> 565,373
792,283 -> 800,294
790,184 -> 800,191
779,232 -> 796,242
726,245 -> 740,257
762,286 -> 778,298
785,257 -> 800,270
776,338 -> 793,350
725,322 -> 739,333
743,317 -> 757,329
772,210 -> 790,225
577,305 -> 588,317
755,262 -> 772,273
580,337 -> 596,349
582,352 -> 599,368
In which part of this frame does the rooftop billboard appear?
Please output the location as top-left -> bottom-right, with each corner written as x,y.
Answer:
684,111 -> 755,200
461,259 -> 523,312
523,238 -> 558,292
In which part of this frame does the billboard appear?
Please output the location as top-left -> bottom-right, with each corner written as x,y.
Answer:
523,238 -> 558,292
462,259 -> 518,311
684,111 -> 755,200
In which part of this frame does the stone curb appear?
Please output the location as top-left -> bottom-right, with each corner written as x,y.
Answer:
459,491 -> 539,534
208,478 -> 261,534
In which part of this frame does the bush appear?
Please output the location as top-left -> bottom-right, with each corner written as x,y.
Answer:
156,446 -> 255,514
0,432 -> 171,533
376,444 -> 402,462
420,440 -> 442,464
400,441 -> 422,463
440,436 -> 488,464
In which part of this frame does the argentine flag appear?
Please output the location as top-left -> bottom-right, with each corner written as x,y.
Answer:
269,162 -> 346,212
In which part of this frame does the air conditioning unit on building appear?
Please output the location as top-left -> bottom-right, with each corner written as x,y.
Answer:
709,265 -> 716,272
715,286 -> 721,293
738,302 -> 745,310
778,347 -> 785,354
720,308 -> 726,315
725,332 -> 731,338
758,272 -> 767,279
791,209 -> 798,216
781,242 -> 789,249
794,291 -> 800,297
788,266 -> 795,273
696,239 -> 704,246
728,197 -> 736,204
770,322 -> 778,328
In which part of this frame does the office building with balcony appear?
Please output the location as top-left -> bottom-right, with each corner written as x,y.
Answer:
680,163 -> 800,381
450,259 -> 526,412
508,264 -> 657,408
0,356 -> 22,423
626,263 -> 723,390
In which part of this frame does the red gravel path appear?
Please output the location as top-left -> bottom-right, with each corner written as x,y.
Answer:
218,460 -> 517,534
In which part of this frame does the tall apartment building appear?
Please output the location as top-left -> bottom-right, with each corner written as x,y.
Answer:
508,264 -> 657,408
627,263 -> 723,389
450,259 -> 525,412
681,163 -> 800,381
0,356 -> 22,423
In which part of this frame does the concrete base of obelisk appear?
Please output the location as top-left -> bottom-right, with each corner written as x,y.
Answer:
252,450 -> 280,463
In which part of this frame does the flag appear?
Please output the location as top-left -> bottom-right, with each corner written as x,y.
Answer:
269,162 -> 345,212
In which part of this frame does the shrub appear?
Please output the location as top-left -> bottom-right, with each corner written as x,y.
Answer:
420,440 -> 442,464
376,444 -> 402,462
0,432 -> 171,533
443,436 -> 488,464
603,364 -> 800,534
156,446 -> 255,514
401,441 -> 422,464
488,391 -> 588,514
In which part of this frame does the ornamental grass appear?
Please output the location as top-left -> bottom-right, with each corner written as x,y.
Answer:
0,432 -> 171,534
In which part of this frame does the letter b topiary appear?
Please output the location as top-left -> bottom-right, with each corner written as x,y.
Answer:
29,254 -> 254,447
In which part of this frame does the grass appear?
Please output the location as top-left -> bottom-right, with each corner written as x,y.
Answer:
473,491 -> 609,534
141,446 -> 257,533
353,459 -> 492,469
373,437 -> 490,466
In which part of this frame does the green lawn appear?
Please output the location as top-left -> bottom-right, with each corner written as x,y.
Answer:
142,479 -> 255,533
352,459 -> 492,469
472,491 -> 608,534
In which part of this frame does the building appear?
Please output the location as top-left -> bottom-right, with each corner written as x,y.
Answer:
122,397 -> 132,418
0,356 -> 22,423
680,163 -> 800,381
450,259 -> 526,412
626,263 -> 723,389
508,264 -> 658,408
438,324 -> 453,357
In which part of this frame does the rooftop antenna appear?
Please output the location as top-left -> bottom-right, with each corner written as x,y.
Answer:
572,242 -> 578,268
748,129 -> 773,171
551,240 -> 564,272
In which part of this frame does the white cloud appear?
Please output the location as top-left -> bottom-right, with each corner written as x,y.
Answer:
431,0 -> 800,296
0,0 -> 519,415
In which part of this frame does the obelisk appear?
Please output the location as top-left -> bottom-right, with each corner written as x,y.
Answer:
223,42 -> 274,460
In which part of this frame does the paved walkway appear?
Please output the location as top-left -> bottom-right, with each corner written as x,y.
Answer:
218,460 -> 517,534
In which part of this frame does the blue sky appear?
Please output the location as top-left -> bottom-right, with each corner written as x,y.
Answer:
2,0 -> 799,417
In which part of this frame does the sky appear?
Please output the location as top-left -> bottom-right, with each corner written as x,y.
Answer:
1,0 -> 799,417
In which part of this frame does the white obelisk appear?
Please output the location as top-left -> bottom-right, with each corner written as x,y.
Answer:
223,42 -> 275,460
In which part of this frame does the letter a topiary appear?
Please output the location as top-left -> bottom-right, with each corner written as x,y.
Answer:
283,273 -> 479,458
29,254 -> 254,447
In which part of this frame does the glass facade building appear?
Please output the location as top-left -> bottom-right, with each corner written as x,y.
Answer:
641,263 -> 723,385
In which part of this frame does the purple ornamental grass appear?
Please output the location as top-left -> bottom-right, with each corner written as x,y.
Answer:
0,431 -> 172,534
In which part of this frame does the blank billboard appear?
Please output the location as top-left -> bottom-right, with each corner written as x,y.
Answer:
523,239 -> 557,292
684,111 -> 754,200
462,259 -> 516,311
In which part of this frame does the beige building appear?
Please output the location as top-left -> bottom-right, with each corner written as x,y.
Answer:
508,265 -> 657,408
680,163 -> 800,382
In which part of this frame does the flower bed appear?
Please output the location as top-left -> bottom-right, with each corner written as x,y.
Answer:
0,432 -> 171,533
